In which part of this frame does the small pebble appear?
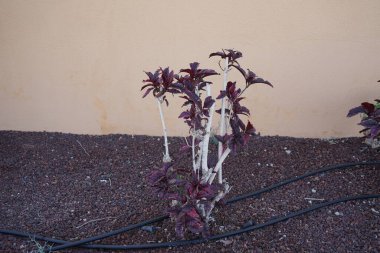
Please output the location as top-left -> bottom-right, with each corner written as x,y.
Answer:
311,189 -> 317,193
285,150 -> 291,155
141,226 -> 159,233
334,211 -> 343,216
219,239 -> 233,246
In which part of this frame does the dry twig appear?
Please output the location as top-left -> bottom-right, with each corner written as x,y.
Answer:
76,140 -> 90,156
76,216 -> 119,229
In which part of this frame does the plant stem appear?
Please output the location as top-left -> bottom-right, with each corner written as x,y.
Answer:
192,135 -> 196,172
207,147 -> 231,184
217,57 -> 229,183
157,97 -> 171,162
201,84 -> 215,174
196,140 -> 202,173
205,183 -> 230,222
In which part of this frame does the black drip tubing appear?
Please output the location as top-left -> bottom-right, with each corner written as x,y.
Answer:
226,160 -> 380,204
0,161 -> 378,251
1,194 -> 379,251
57,194 -> 380,250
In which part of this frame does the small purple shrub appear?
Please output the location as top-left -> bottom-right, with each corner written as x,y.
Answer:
142,49 -> 272,238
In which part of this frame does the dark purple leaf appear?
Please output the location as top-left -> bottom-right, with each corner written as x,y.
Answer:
180,62 -> 199,79
359,118 -> 378,128
216,91 -> 227,99
230,65 -> 272,87
143,70 -> 161,86
230,64 -> 247,79
347,105 -> 365,117
171,82 -> 185,90
245,121 -> 255,135
250,77 -> 273,87
236,118 -> 244,130
161,67 -> 174,83
227,81 -> 236,94
370,126 -> 380,138
180,62 -> 218,81
197,69 -> 219,79
203,96 -> 215,109
141,83 -> 153,91
234,105 -> 250,116
142,87 -> 154,98
209,52 -> 226,59
209,51 -> 227,58
178,111 -> 191,119
359,127 -> 370,133
190,62 -> 199,73
245,69 -> 257,82
198,81 -> 210,91
225,49 -> 243,61
210,49 -> 242,63
214,134 -> 232,149
183,89 -> 202,108
362,102 -> 375,114
186,176 -> 217,201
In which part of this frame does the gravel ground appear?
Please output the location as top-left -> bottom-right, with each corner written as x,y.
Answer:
0,131 -> 379,253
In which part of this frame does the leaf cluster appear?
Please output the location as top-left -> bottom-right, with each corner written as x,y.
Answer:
347,100 -> 380,139
146,163 -> 220,238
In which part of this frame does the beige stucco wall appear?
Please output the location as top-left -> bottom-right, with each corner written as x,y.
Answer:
0,0 -> 379,137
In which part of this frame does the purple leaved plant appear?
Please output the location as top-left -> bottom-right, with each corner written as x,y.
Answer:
142,49 -> 272,238
142,67 -> 181,162
347,83 -> 380,148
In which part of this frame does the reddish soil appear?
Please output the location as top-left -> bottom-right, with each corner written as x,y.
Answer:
0,131 -> 379,252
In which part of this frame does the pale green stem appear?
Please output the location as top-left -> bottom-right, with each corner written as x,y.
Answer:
157,97 -> 171,162
201,84 -> 215,174
207,147 -> 231,184
217,57 -> 229,183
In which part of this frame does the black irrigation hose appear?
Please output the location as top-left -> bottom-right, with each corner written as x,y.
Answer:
2,194 -> 379,251
1,161 -> 379,251
2,215 -> 171,250
55,194 -> 380,250
50,160 -> 380,251
226,160 -> 380,204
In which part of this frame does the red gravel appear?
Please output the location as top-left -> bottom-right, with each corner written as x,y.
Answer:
0,131 -> 379,252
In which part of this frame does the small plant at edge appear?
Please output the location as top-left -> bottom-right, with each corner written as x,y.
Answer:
347,80 -> 380,148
